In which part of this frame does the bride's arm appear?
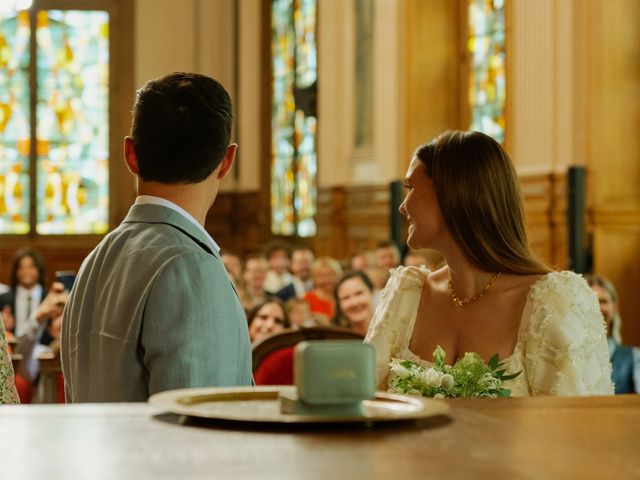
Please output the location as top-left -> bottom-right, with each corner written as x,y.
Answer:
365,266 -> 427,389
524,272 -> 614,396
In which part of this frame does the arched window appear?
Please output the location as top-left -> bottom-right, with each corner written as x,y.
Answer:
270,0 -> 317,237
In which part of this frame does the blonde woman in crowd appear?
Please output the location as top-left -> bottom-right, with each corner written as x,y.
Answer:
303,257 -> 343,324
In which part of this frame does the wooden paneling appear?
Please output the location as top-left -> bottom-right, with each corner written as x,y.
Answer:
314,185 -> 395,260
403,0 -> 461,158
224,174 -> 569,267
206,191 -> 266,257
577,0 -> 640,345
520,173 -> 554,265
517,171 -> 569,270
550,172 -> 569,269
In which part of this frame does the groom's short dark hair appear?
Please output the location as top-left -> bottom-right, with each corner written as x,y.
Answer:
131,72 -> 232,184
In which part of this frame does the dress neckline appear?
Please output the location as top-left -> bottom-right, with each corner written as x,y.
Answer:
404,266 -> 547,366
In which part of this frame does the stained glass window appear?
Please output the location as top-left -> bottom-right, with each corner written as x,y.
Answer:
0,11 -> 31,233
468,0 -> 506,142
271,0 -> 317,237
0,7 -> 109,235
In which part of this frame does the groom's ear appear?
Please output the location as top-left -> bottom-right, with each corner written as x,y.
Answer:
123,137 -> 140,175
217,144 -> 238,180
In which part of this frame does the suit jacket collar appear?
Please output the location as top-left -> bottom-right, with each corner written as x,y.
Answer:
123,203 -> 218,258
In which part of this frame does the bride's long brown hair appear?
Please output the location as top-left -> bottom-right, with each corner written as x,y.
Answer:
415,130 -> 550,275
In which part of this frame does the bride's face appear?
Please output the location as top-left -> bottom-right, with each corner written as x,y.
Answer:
399,157 -> 446,250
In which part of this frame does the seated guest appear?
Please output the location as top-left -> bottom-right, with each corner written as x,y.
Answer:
61,73 -> 253,402
242,254 -> 271,311
375,240 -> 401,273
285,298 -> 319,328
263,242 -> 294,293
248,298 -> 289,344
332,271 -> 375,336
15,282 -> 68,404
0,248 -> 47,343
275,246 -> 314,301
0,318 -> 19,404
221,251 -> 243,287
364,267 -> 388,307
303,257 -> 342,324
11,281 -> 69,401
350,251 -> 371,271
586,274 -> 639,394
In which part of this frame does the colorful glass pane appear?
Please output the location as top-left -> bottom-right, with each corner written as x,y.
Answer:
0,11 -> 31,233
35,10 -> 109,234
468,0 -> 506,143
271,0 -> 317,237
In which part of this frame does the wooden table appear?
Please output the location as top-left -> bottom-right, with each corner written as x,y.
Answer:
1,395 -> 638,479
36,351 -> 62,403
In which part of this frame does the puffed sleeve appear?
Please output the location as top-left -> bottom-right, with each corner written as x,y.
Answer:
523,272 -> 614,396
365,266 -> 427,388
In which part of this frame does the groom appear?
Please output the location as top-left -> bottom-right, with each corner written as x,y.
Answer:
61,73 -> 253,402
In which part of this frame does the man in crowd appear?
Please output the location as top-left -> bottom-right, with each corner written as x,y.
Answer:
61,73 -> 253,402
375,240 -> 401,272
263,242 -> 293,293
275,246 -> 314,301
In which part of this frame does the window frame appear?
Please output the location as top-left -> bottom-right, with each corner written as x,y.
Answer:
0,0 -> 134,249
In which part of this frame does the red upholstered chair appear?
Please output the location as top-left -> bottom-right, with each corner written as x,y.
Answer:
252,327 -> 364,386
14,374 -> 33,404
56,372 -> 65,403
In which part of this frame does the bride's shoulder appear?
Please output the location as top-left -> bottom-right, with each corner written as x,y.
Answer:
525,270 -> 597,317
386,265 -> 429,287
528,270 -> 591,298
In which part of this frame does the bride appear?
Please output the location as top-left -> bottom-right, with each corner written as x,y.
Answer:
365,131 -> 613,396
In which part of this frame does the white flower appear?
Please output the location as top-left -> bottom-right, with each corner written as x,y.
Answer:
480,373 -> 500,390
439,373 -> 455,389
433,393 -> 446,399
389,360 -> 411,378
420,368 -> 442,387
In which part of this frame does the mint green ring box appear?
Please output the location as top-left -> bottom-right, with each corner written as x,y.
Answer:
294,340 -> 376,404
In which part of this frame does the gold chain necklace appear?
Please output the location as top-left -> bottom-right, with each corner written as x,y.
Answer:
448,272 -> 502,308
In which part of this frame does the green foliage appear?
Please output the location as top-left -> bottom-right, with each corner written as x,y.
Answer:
388,346 -> 521,399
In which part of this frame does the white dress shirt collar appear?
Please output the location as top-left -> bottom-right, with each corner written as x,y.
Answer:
135,195 -> 220,253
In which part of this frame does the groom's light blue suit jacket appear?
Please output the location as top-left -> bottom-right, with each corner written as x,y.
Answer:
61,203 -> 253,402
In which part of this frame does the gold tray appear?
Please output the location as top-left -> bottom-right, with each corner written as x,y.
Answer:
149,386 -> 450,424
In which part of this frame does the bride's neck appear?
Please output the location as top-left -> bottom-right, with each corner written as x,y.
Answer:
441,248 -> 497,299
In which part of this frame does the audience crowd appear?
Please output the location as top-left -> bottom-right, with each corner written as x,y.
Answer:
221,240 -> 445,339
0,239 -> 637,403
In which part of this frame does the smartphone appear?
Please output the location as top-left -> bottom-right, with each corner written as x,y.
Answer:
55,271 -> 77,292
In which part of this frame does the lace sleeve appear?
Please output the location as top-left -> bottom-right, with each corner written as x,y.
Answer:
523,272 -> 614,396
0,319 -> 19,404
364,266 -> 426,388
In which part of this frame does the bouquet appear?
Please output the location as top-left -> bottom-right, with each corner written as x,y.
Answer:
388,346 -> 521,398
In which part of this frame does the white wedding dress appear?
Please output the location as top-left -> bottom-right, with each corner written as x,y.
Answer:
364,266 -> 614,396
